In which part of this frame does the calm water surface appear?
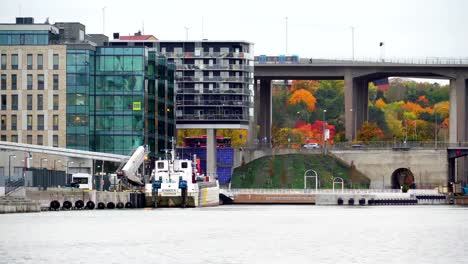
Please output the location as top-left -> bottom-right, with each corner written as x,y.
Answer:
0,205 -> 467,264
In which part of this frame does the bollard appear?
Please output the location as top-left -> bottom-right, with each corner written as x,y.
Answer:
348,198 -> 355,205
125,202 -> 133,208
97,202 -> 105,209
116,202 -> 124,209
106,202 -> 115,209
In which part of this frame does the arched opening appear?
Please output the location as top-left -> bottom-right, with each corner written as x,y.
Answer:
391,168 -> 416,191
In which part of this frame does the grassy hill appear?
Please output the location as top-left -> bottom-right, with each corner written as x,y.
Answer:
231,154 -> 370,189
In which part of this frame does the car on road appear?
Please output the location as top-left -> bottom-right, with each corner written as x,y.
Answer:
303,143 -> 320,149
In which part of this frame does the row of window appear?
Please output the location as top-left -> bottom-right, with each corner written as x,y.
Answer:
0,94 -> 60,111
0,114 -> 59,131
0,134 -> 59,147
0,73 -> 60,90
0,53 -> 59,70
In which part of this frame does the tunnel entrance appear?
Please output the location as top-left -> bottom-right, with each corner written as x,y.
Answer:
391,168 -> 416,191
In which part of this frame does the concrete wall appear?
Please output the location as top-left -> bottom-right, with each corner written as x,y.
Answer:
331,149 -> 447,188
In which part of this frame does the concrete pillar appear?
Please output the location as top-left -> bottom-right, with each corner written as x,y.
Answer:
345,72 -> 368,141
206,128 -> 217,180
455,77 -> 467,184
344,71 -> 354,141
449,80 -> 458,144
257,79 -> 272,145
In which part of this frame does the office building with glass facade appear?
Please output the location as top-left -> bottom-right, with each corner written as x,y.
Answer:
0,18 -> 176,158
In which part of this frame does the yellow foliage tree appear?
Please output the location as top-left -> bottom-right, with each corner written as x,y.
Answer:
288,89 -> 317,112
385,111 -> 404,138
434,101 -> 450,118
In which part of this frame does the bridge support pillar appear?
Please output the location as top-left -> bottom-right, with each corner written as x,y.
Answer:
449,77 -> 468,184
256,79 -> 272,146
206,128 -> 217,180
345,72 -> 369,141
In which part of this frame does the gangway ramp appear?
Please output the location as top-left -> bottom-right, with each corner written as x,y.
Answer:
0,141 -> 129,162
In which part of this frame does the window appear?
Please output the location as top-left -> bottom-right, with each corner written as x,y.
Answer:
0,135 -> 5,141
11,135 -> 18,143
37,135 -> 43,145
53,54 -> 59,70
27,54 -> 33,70
37,54 -> 43,70
27,95 -> 33,110
0,74 -> 5,90
37,95 -> 43,110
11,54 -> 18,70
27,115 -> 32,130
53,74 -> 59,90
37,115 -> 44,130
1,95 -> 6,110
27,74 -> 33,90
11,115 -> 17,130
53,115 -> 59,130
53,95 -> 59,110
0,54 -> 6,70
0,115 -> 6,130
53,135 -> 58,147
37,74 -> 44,90
11,95 -> 18,110
11,74 -> 17,90
27,135 -> 32,144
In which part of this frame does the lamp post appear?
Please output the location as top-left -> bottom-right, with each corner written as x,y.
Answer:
67,161 -> 74,174
434,106 -> 438,149
40,158 -> 48,169
8,155 -> 16,182
350,108 -> 356,142
54,160 -> 61,170
323,109 -> 327,154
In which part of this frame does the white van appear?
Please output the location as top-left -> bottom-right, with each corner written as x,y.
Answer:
71,173 -> 93,190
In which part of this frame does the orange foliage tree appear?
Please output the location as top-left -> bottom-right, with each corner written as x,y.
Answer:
375,98 -> 387,109
357,122 -> 385,142
290,80 -> 319,93
288,89 -> 317,112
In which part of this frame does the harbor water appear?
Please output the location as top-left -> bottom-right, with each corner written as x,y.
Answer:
0,205 -> 467,264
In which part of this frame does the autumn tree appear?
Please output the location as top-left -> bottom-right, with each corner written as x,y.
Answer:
356,122 -> 385,142
288,89 -> 317,112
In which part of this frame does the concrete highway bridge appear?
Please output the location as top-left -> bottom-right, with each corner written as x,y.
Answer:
253,58 -> 468,184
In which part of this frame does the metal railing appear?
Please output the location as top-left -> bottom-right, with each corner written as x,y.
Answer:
293,57 -> 468,65
244,141 -> 468,151
222,188 -> 405,195
5,178 -> 25,196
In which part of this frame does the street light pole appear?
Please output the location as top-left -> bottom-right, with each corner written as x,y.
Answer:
323,109 -> 327,154
40,158 -> 48,169
8,155 -> 16,182
434,106 -> 438,149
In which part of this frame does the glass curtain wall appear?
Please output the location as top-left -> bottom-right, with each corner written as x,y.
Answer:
94,47 -> 145,155
66,49 -> 93,150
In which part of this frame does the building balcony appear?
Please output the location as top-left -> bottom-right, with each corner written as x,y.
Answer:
175,100 -> 249,107
175,64 -> 253,71
163,52 -> 249,59
176,88 -> 251,95
175,76 -> 250,83
176,113 -> 248,121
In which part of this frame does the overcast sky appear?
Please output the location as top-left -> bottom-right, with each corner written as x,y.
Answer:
1,0 -> 466,79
